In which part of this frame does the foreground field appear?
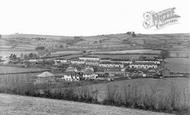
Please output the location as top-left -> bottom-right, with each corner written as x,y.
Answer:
0,93 -> 172,115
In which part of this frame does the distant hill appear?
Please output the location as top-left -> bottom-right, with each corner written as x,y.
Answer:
1,33 -> 190,53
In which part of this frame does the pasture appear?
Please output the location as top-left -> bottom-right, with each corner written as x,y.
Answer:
165,58 -> 190,73
74,78 -> 190,114
0,66 -> 47,74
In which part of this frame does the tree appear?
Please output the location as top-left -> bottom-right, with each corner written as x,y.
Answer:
9,54 -> 17,60
24,54 -> 29,60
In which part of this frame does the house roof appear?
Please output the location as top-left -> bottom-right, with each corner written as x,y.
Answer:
37,71 -> 54,77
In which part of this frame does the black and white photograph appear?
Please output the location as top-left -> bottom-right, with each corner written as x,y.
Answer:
0,0 -> 189,115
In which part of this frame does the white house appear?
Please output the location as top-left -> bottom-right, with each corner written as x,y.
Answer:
63,72 -> 80,81
129,64 -> 158,69
83,74 -> 98,80
135,61 -> 161,64
70,60 -> 85,65
79,56 -> 100,62
54,59 -> 68,65
99,63 -> 124,68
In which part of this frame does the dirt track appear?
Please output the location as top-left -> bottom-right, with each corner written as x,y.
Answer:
0,93 -> 173,115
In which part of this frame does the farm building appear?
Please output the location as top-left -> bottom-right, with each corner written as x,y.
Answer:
34,71 -> 55,84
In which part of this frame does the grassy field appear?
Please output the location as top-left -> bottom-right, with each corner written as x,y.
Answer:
0,94 -> 172,115
0,75 -> 189,114
0,66 -> 47,74
165,58 -> 190,73
37,77 -> 190,114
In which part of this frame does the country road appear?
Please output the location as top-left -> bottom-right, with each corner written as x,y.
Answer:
0,93 -> 173,115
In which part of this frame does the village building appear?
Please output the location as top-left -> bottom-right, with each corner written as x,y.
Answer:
70,60 -> 85,65
62,72 -> 80,81
54,59 -> 68,65
82,67 -> 97,80
135,60 -> 161,64
85,61 -> 99,66
99,62 -> 124,68
99,58 -> 112,62
129,63 -> 158,69
79,56 -> 100,62
110,59 -> 132,64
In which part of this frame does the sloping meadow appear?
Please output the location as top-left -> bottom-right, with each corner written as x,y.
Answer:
42,78 -> 190,114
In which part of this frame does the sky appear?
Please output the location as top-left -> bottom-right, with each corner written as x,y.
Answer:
0,0 -> 189,36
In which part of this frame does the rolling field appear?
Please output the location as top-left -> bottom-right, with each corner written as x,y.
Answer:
0,93 -> 172,115
71,77 -> 190,114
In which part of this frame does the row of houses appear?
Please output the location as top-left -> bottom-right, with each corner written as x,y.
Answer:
129,63 -> 158,69
54,56 -> 161,69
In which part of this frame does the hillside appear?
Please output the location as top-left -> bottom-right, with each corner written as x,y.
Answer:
1,33 -> 190,54
0,93 -> 172,115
